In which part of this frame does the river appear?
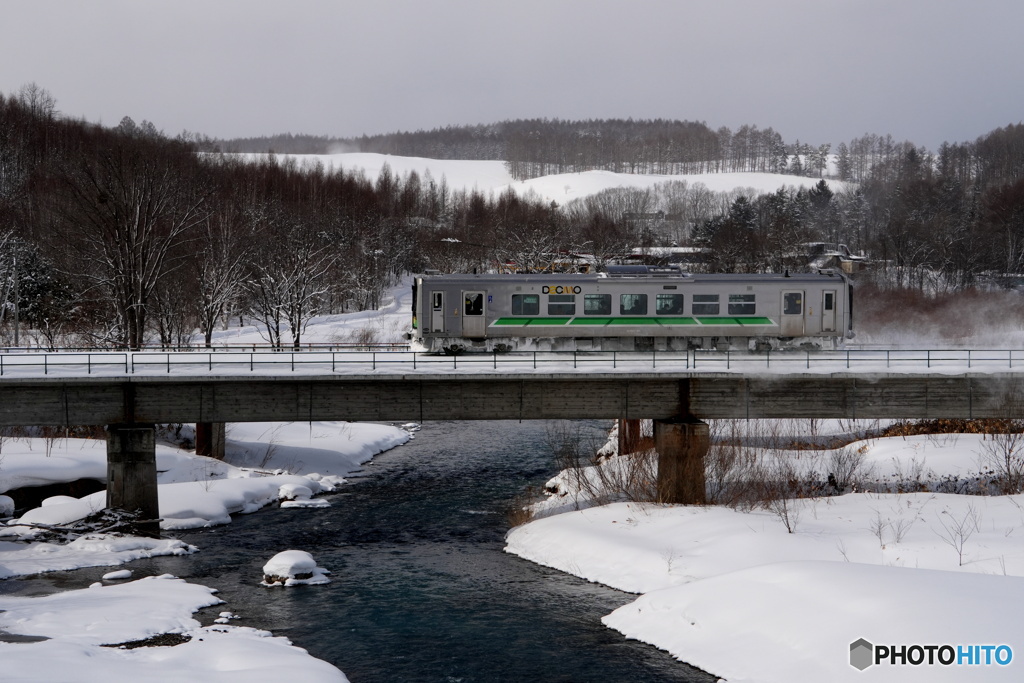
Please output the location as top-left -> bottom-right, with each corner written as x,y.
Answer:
14,420 -> 716,682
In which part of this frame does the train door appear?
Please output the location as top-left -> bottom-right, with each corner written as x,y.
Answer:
430,291 -> 445,333
821,290 -> 837,333
462,290 -> 486,337
781,290 -> 805,336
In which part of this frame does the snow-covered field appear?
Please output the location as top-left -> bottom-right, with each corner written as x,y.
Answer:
245,151 -> 853,206
507,429 -> 1024,681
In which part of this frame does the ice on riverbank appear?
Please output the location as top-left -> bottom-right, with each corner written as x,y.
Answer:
0,419 -> 408,681
0,421 -> 410,540
0,574 -> 348,682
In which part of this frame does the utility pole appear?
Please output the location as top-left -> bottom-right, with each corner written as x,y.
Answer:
12,254 -> 19,347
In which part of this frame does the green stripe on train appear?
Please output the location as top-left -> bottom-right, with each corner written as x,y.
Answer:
696,316 -> 775,326
491,318 -> 535,326
526,317 -> 572,326
491,317 -> 573,326
493,316 -> 775,327
656,317 -> 700,325
569,318 -> 614,325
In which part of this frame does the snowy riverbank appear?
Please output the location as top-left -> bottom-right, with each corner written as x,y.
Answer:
0,421 -> 411,682
505,429 -> 1024,681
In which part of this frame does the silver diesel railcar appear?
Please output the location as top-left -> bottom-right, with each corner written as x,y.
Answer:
411,267 -> 853,353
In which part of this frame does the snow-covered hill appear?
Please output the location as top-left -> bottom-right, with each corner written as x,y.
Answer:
242,152 -> 852,204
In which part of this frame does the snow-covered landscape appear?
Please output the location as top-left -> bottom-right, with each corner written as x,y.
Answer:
250,152 -> 854,209
2,162 -> 1023,681
509,426 -> 1024,681
0,419 -> 410,682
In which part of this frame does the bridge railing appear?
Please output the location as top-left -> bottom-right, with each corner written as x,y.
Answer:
1,348 -> 1023,378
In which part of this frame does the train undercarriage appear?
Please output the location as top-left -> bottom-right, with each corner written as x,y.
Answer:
412,334 -> 842,355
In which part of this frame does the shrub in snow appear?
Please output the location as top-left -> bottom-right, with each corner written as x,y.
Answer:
0,495 -> 14,517
261,550 -> 330,587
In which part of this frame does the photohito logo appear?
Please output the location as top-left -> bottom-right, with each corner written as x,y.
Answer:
850,638 -> 1013,670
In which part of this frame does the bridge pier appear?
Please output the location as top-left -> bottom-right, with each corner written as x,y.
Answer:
195,422 -> 226,460
617,418 -> 644,455
106,424 -> 160,537
654,416 -> 708,505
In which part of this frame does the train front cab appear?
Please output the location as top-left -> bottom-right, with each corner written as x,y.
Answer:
414,277 -> 490,344
777,277 -> 848,344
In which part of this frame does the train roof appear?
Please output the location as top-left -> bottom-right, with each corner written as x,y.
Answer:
416,270 -> 847,284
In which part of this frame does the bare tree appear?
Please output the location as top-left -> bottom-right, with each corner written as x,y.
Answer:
196,201 -> 252,346
245,222 -> 337,349
16,82 -> 56,120
52,138 -> 211,349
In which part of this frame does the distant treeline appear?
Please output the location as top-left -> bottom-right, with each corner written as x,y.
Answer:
3,84 -> 1024,351
215,117 -> 1024,188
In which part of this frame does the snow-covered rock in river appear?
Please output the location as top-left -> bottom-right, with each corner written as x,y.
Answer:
278,482 -> 331,508
262,550 -> 330,587
102,569 -> 133,581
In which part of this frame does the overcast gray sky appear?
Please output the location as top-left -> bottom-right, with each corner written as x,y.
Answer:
2,0 -> 1022,150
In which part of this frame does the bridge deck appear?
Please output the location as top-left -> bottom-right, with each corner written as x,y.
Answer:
2,372 -> 1022,425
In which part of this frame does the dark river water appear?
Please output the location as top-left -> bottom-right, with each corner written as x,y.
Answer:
9,420 -> 716,682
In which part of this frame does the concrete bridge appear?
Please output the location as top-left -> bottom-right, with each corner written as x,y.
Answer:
2,369 -> 1023,534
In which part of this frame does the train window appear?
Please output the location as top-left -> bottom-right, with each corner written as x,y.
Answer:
432,292 -> 443,309
728,294 -> 756,315
511,294 -> 540,316
584,294 -> 612,315
656,294 -> 684,315
784,292 -> 803,315
620,294 -> 648,315
464,293 -> 484,316
548,294 -> 576,316
692,294 -> 719,315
